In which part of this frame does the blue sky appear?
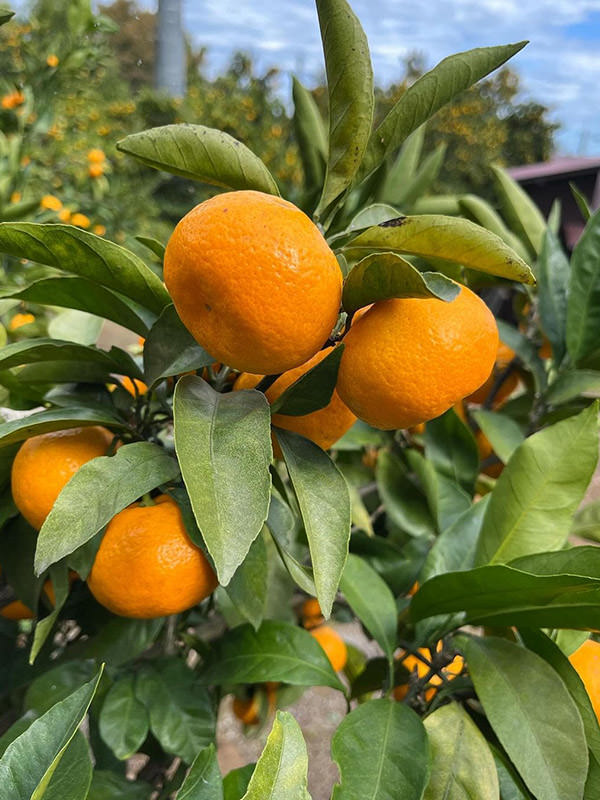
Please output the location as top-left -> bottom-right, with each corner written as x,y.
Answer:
158,0 -> 600,157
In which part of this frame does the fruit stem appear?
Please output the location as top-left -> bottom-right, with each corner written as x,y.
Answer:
140,493 -> 155,506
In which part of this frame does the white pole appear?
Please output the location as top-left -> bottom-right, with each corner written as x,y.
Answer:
155,0 -> 186,97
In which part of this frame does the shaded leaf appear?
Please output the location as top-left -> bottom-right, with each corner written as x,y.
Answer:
99,675 -> 149,760
471,409 -> 524,464
491,165 -> 546,256
537,228 -> 569,364
567,208 -> 600,366
143,305 -> 214,387
271,346 -> 343,416
424,407 -> 478,493
225,533 -> 268,630
546,370 -> 600,405
375,449 -> 436,538
292,77 -> 327,190
176,744 -> 223,800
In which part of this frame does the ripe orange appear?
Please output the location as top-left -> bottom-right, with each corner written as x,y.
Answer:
0,573 -> 72,621
538,336 -> 552,360
476,429 -> 503,478
569,639 -> 600,720
467,341 -> 519,406
8,312 -> 35,331
233,347 -> 356,453
87,494 -> 217,618
88,163 -> 104,178
119,376 -> 148,396
164,190 -> 342,375
300,597 -> 324,629
11,426 -> 114,530
310,625 -> 347,672
393,645 -> 464,701
337,287 -> 498,430
232,694 -> 260,726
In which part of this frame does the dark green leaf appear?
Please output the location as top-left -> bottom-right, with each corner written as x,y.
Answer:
176,744 -> 223,800
342,252 -> 459,314
35,442 -> 180,574
314,0 -> 373,218
491,165 -> 546,256
567,208 -> 600,366
375,449 -> 436,538
471,409 -> 524,464
546,370 -> 600,405
223,765 -> 255,800
143,304 -> 214,387
174,376 -> 272,585
412,564 -> 600,630
424,407 -> 478,493
509,546 -> 600,578
241,711 -> 310,800
276,428 -> 351,617
0,667 -> 102,800
0,223 -> 169,314
423,702 -> 498,800
135,660 -> 215,765
344,215 -> 534,284
25,661 -> 98,715
30,564 -> 70,664
456,635 -> 587,800
45,731 -> 93,800
292,77 -> 327,190
475,403 -> 599,565
405,448 -> 471,533
537,228 -> 569,364
496,320 -> 547,393
117,124 -> 279,195
0,515 -> 43,610
0,9 -> 14,25
99,675 -> 149,760
271,346 -> 343,416
360,43 -> 527,179
74,618 -> 164,667
88,771 -> 148,800
331,698 -> 429,800
340,554 -> 397,667
225,533 -> 268,630
198,621 -> 345,692
1,277 -> 153,337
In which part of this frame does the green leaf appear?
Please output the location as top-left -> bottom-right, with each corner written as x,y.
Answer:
585,753 -> 600,800
392,143 -> 447,211
572,501 -> 600,542
497,320 -> 547,393
30,565 -> 71,664
0,407 -> 125,448
135,234 -> 165,260
0,223 -> 169,314
176,744 -> 223,800
44,732 -> 92,800
421,495 -> 490,582
329,204 -> 402,245
74,618 -> 164,666
475,403 -> 599,565
2,277 -> 153,337
143,305 -> 214,387
135,660 -> 215,765
375,450 -> 436,538
268,523 -> 316,597
314,0 -> 373,218
25,661 -> 98,715
88,771 -> 148,800
380,126 -> 425,203
412,563 -> 600,630
405,448 -> 471,533
174,376 -> 272,585
567,208 -> 600,366
537,228 -> 569,364
117,124 -> 279,195
198,620 -> 344,692
458,194 -> 531,262
570,182 -> 592,222
0,337 -> 142,379
344,215 -> 534,284
241,711 -> 310,800
271,346 -> 343,416
47,309 -> 103,346
0,667 -> 102,800
276,428 -> 350,617
423,702 -> 499,800
35,442 -> 180,574
331,698 -> 429,800
342,252 -> 459,314
456,635 -> 587,800
0,514 -> 44,610
224,765 -> 255,800
509,546 -> 600,578
546,370 -> 600,405
424,407 -> 478,493
99,675 -> 149,760
292,77 -> 327,190
340,554 -> 397,668
225,532 -> 268,630
0,9 -> 14,25
492,746 -> 532,800
491,165 -> 546,256
360,42 -> 527,179
518,628 -> 600,762
471,409 -> 524,464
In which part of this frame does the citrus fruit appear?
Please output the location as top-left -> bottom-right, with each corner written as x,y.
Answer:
393,645 -> 464,701
538,336 -> 552,359
8,312 -> 35,331
87,494 -> 217,618
119,376 -> 148,396
310,625 -> 347,672
569,638 -> 600,720
164,190 -> 342,375
300,597 -> 324,629
337,287 -> 498,430
0,573 -> 72,621
476,429 -> 503,478
232,694 -> 261,726
467,341 -> 519,406
234,347 -> 356,453
11,426 -> 114,530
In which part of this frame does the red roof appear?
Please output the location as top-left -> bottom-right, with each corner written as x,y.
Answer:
507,157 -> 600,182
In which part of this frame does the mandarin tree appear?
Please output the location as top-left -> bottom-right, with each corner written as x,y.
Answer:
0,2 -> 599,800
